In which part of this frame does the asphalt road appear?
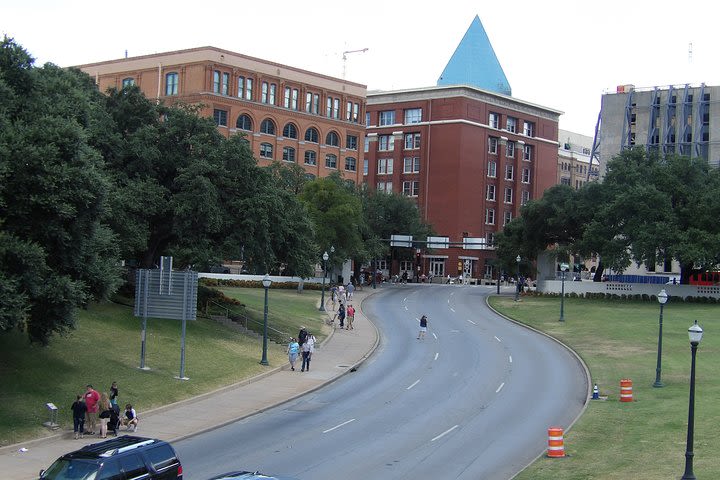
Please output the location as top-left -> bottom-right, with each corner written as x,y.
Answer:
175,285 -> 588,480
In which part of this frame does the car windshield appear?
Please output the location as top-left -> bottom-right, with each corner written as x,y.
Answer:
42,459 -> 98,480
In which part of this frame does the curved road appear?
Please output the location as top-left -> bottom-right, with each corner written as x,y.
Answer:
176,285 -> 588,479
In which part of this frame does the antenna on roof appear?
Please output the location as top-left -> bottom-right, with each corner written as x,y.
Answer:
342,48 -> 368,79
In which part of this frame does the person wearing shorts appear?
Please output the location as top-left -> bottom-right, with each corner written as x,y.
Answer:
417,315 -> 428,340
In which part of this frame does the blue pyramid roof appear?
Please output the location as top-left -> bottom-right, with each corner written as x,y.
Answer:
437,15 -> 511,96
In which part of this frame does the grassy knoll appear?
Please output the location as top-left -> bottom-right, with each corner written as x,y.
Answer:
0,287 -> 325,447
489,295 -> 720,479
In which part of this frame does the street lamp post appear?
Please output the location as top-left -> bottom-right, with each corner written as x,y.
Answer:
319,251 -> 329,312
653,289 -> 669,387
260,273 -> 272,366
681,320 -> 703,480
514,255 -> 521,301
560,264 -> 568,322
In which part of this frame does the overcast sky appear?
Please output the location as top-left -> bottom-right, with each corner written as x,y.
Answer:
4,0 -> 719,137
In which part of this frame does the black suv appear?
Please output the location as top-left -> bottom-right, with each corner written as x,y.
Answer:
39,435 -> 182,480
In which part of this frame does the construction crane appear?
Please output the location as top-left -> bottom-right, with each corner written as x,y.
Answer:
342,48 -> 368,79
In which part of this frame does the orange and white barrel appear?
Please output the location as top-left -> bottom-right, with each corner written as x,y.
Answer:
547,426 -> 565,458
620,378 -> 633,402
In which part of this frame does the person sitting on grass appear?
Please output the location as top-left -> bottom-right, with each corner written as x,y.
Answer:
121,403 -> 139,431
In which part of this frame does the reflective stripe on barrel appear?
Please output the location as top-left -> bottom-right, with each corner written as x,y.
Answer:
620,378 -> 633,402
547,426 -> 565,458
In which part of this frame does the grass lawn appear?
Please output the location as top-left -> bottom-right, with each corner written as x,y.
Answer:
489,295 -> 720,479
0,287 -> 326,447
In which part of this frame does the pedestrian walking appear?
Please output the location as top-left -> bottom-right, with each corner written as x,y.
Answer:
347,282 -> 354,299
287,337 -> 300,371
71,394 -> 87,439
301,332 -> 315,372
417,315 -> 428,340
298,326 -> 308,347
346,304 -> 355,330
335,304 -> 346,328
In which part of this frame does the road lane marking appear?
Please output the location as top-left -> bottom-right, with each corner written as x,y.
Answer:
403,297 -> 407,302
434,352 -> 439,361
432,332 -> 438,339
405,306 -> 408,310
494,335 -> 502,342
496,382 -> 505,393
509,355 -> 513,363
431,425 -> 459,442
407,379 -> 420,390
323,418 -> 356,433
467,319 -> 476,325
450,307 -> 455,313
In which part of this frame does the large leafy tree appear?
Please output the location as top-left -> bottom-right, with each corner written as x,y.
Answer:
0,37 -> 121,343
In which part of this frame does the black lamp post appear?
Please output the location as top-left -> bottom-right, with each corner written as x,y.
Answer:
681,320 -> 703,480
319,251 -> 329,312
260,273 -> 272,366
514,255 -> 521,301
560,264 -> 568,322
653,289 -> 669,387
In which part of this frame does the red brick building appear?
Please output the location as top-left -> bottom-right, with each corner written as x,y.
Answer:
365,86 -> 561,280
77,46 -> 367,183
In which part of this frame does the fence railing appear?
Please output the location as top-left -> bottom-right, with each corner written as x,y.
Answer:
206,300 -> 288,344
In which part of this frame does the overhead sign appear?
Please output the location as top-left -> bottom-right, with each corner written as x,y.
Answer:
427,236 -> 450,249
463,237 -> 487,250
390,234 -> 413,247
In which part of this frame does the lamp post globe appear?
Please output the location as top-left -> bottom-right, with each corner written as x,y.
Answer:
319,251 -> 329,312
514,255 -> 521,302
681,320 -> 703,480
260,274 -> 272,366
653,289 -> 669,387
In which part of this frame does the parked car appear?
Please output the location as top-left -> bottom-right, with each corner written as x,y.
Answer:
39,435 -> 182,480
207,472 -> 299,480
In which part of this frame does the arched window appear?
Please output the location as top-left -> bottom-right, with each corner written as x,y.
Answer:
260,118 -> 276,135
305,127 -> 319,143
325,131 -> 340,146
260,143 -> 273,159
282,123 -> 298,139
236,114 -> 253,131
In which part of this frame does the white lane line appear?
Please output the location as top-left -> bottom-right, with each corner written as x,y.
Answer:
323,418 -> 356,433
496,382 -> 505,393
407,379 -> 421,390
494,335 -> 502,342
403,297 -> 407,302
467,319 -> 476,325
447,299 -> 451,304
431,425 -> 459,442
450,307 -> 456,313
432,332 -> 438,339
434,352 -> 439,361
405,306 -> 408,310
509,355 -> 513,363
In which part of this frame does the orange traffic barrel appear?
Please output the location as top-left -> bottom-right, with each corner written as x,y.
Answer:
547,426 -> 565,458
620,379 -> 633,402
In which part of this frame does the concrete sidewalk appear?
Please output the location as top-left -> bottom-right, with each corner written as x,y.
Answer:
0,289 -> 380,480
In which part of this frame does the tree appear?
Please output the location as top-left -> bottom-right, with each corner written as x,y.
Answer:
0,38 -> 122,344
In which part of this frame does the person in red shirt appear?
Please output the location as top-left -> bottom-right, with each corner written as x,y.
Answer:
84,384 -> 100,435
346,304 -> 355,330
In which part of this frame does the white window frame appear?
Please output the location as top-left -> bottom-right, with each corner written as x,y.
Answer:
489,112 -> 499,129
378,135 -> 394,151
379,110 -> 396,126
485,208 -> 495,225
487,160 -> 496,178
486,184 -> 496,201
523,144 -> 532,161
402,180 -> 420,197
504,187 -> 513,204
506,117 -> 517,133
404,133 -> 421,150
506,141 -> 515,158
488,137 -> 498,154
377,158 -> 393,175
403,157 -> 420,173
404,108 -> 422,124
523,121 -> 534,137
522,168 -> 530,183
505,164 -> 514,181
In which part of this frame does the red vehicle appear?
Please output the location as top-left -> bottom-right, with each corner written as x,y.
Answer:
688,271 -> 720,286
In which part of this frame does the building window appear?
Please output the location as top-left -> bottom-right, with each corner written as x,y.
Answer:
305,92 -> 313,112
326,131 -> 340,147
262,82 -> 277,104
284,87 -> 291,108
363,158 -> 369,175
346,101 -> 353,121
523,144 -> 532,161
325,154 -> 337,169
346,135 -> 358,150
523,121 -> 535,137
487,160 -> 496,178
485,208 -> 495,225
236,114 -> 253,131
213,71 -> 221,93
260,142 -> 273,159
504,187 -> 513,204
260,119 -> 276,135
304,150 -> 317,165
345,157 -> 357,171
522,168 -> 530,183
504,211 -> 513,226
488,137 -> 498,154
213,109 -> 228,127
377,181 -> 392,193
364,137 -> 370,153
506,141 -> 515,158
404,133 -> 421,150
333,98 -> 340,119
505,164 -> 514,181
403,157 -> 420,173
404,108 -> 422,124
305,127 -> 319,143
486,232 -> 495,247
403,181 -> 420,196
282,123 -> 298,139
122,77 -> 135,88
237,76 -> 253,100
377,158 -> 393,175
379,110 -> 395,126
283,147 -> 296,162
222,72 -> 229,95
486,184 -> 496,201
506,117 -> 517,133
521,190 -> 530,205
165,72 -> 179,96
353,103 -> 360,123
283,87 -> 299,110
378,135 -> 394,151
489,112 -> 499,129
365,112 -> 371,126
